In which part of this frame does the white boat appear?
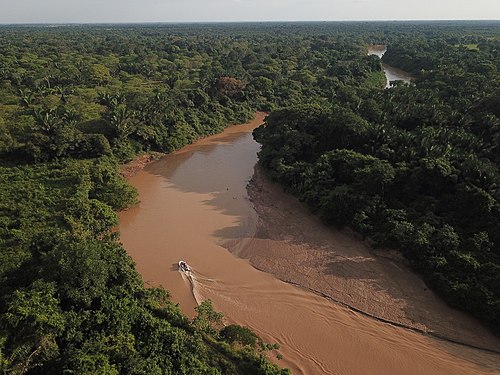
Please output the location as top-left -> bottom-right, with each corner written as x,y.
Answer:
178,260 -> 191,272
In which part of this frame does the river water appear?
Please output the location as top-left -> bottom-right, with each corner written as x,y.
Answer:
118,113 -> 499,374
368,45 -> 412,87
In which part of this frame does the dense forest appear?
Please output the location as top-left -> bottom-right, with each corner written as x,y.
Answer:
0,21 -> 499,373
255,24 -> 500,334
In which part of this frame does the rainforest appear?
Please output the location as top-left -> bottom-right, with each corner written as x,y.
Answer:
0,21 -> 499,374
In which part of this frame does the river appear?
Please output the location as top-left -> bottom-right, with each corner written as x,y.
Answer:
118,113 -> 499,374
368,45 -> 413,87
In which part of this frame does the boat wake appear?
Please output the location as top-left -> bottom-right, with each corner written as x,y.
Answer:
179,266 -> 217,306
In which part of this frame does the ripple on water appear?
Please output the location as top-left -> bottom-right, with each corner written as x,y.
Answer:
119,113 -> 499,375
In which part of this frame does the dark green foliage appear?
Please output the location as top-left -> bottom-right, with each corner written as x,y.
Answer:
0,22 -> 393,163
255,27 -> 500,334
1,21 -> 499,373
193,300 -> 224,336
220,325 -> 259,349
0,157 -> 286,374
0,23 -> 307,374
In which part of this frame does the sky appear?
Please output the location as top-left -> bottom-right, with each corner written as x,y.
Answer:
0,0 -> 499,24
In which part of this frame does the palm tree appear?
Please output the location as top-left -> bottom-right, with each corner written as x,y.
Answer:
96,92 -> 125,109
107,105 -> 136,140
33,108 -> 63,135
19,88 -> 36,107
53,86 -> 74,104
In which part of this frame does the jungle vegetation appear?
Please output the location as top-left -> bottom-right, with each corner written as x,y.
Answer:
0,21 -> 498,373
254,23 -> 500,334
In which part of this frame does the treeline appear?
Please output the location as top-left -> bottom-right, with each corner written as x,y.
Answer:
0,22 -> 385,374
1,21 -> 499,373
0,24 -> 386,163
255,32 -> 500,333
382,35 -> 499,76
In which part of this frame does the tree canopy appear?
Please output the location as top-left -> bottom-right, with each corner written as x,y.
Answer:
0,21 -> 499,373
254,24 -> 500,334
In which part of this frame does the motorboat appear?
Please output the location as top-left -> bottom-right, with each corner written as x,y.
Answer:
178,260 -> 191,272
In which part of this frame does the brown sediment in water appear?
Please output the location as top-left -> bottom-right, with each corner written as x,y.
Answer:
367,45 -> 413,86
367,45 -> 387,58
118,113 -> 500,374
382,64 -> 413,85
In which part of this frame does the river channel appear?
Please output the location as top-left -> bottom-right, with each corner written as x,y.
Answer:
368,45 -> 413,87
118,113 -> 499,374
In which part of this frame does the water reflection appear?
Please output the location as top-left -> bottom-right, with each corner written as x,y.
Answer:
368,45 -> 413,87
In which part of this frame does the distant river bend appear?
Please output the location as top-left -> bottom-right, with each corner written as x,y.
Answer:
368,45 -> 413,87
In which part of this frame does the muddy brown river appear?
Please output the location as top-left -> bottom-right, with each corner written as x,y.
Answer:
368,45 -> 413,87
118,113 -> 499,374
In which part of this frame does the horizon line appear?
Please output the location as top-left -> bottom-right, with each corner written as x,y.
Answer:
1,19 -> 499,26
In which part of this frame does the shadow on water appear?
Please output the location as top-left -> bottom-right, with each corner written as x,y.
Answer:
143,117 -> 264,244
123,112 -> 500,372
169,263 -> 179,272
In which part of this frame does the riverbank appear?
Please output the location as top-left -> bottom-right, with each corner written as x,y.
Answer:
120,152 -> 165,178
118,113 -> 500,374
368,44 -> 413,87
119,114 -> 262,179
244,164 -> 500,356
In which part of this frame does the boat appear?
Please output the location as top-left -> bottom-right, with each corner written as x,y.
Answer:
178,260 -> 191,272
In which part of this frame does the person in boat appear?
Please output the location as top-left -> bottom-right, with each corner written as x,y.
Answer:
178,260 -> 191,272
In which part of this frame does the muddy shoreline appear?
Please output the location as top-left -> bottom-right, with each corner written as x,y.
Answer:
120,152 -> 164,178
244,164 -> 500,355
119,113 -> 500,373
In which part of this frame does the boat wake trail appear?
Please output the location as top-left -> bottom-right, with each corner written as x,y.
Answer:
179,268 -> 216,306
